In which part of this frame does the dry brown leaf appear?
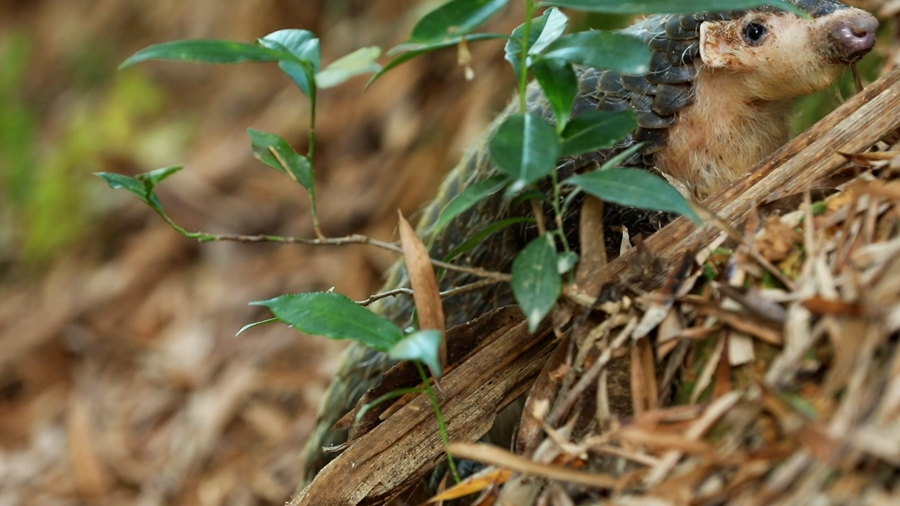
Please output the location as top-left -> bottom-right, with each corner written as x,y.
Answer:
398,211 -> 447,365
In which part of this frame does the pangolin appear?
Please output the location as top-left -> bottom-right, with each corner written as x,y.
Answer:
300,0 -> 877,489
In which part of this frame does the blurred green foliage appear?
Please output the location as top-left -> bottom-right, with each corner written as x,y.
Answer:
0,31 -> 173,268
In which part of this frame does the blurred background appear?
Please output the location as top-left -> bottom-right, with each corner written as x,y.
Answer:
0,1 -> 889,505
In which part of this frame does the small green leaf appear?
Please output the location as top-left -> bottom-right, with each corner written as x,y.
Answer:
96,166 -> 183,212
568,168 -> 701,223
372,33 -> 507,86
96,172 -> 153,205
489,113 -> 560,194
137,165 -> 183,189
247,129 -> 313,190
540,0 -> 803,16
316,47 -> 382,88
251,292 -> 403,351
541,31 -> 650,74
512,234 -> 561,332
560,110 -> 636,157
505,8 -> 568,78
120,40 -> 284,69
389,329 -> 444,378
557,251 -> 578,274
532,59 -> 577,129
410,0 -> 510,42
259,30 -> 321,97
434,175 -> 509,232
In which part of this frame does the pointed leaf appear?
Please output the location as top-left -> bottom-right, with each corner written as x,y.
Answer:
512,234 -> 561,332
251,292 -> 403,351
398,213 -> 446,335
372,33 -> 507,86
247,129 -> 313,190
489,113 -> 560,194
434,174 -> 509,232
540,0 -> 803,16
259,30 -> 321,96
505,8 -> 568,78
532,58 -> 577,128
410,0 -> 509,42
316,47 -> 382,89
96,166 -> 183,212
541,31 -> 650,74
557,251 -> 579,274
389,330 -> 444,378
560,110 -> 636,157
120,40 -> 284,69
568,168 -> 701,223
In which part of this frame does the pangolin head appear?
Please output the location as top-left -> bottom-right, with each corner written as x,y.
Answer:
579,0 -> 878,158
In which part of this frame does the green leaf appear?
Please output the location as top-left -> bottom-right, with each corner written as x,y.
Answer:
541,31 -> 650,75
489,113 -> 560,194
120,40 -> 284,69
568,168 -> 701,223
512,234 -> 561,332
505,8 -> 568,78
259,30 -> 321,97
557,251 -> 578,274
316,47 -> 382,89
540,0 -> 804,16
247,129 -> 313,190
251,292 -> 403,351
444,217 -> 530,263
532,59 -> 577,129
560,110 -> 636,157
372,33 -> 507,86
95,166 -> 183,211
410,0 -> 509,42
389,329 -> 444,378
434,174 -> 509,232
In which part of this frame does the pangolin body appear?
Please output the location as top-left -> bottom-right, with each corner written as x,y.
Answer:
300,0 -> 877,487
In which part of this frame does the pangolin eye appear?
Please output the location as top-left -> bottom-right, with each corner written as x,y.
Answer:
743,22 -> 768,45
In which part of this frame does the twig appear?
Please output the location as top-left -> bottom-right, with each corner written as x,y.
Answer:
356,288 -> 414,306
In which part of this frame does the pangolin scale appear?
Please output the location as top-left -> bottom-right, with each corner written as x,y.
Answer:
299,0 -> 877,493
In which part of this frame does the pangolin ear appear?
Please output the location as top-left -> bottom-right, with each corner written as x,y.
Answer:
699,22 -> 731,69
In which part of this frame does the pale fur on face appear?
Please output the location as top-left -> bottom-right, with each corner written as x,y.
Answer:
656,8 -> 870,198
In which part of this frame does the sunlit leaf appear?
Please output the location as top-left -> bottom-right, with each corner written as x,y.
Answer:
251,292 -> 403,351
389,329 -> 444,378
316,47 -> 382,88
372,33 -> 507,86
259,30 -> 321,97
541,31 -> 650,74
505,8 -> 568,78
120,40 -> 284,69
410,0 -> 510,42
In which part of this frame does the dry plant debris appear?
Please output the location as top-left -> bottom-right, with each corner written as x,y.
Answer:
420,149 -> 900,506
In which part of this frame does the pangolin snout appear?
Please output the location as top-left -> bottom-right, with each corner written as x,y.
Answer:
829,11 -> 878,62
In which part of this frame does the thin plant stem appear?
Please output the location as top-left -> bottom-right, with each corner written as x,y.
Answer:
416,361 -> 461,484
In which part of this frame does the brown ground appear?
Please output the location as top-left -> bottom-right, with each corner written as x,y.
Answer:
0,1 -> 519,504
